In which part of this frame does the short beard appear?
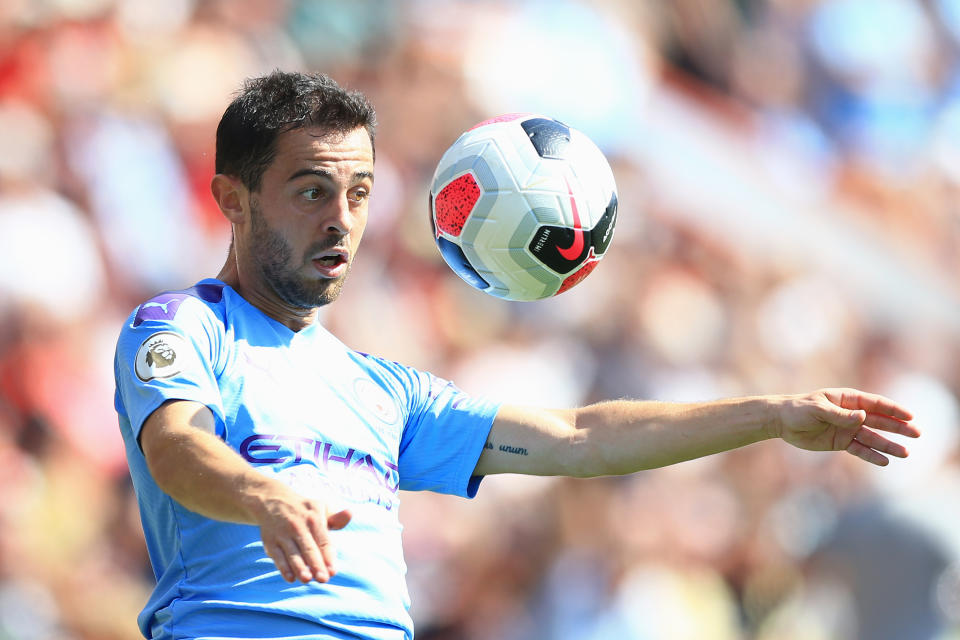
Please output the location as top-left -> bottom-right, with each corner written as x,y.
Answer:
249,198 -> 348,308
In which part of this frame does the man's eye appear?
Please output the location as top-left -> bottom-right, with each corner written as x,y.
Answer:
349,189 -> 369,202
302,188 -> 323,201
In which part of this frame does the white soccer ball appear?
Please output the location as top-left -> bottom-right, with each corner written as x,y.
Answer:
428,113 -> 618,301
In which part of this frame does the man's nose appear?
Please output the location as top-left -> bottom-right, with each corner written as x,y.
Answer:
323,194 -> 354,234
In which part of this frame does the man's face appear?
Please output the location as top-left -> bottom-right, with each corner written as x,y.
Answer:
242,126 -> 374,309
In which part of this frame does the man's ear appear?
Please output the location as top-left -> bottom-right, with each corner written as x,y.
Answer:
210,174 -> 248,223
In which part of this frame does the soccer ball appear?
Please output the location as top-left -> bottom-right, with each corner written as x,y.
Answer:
428,113 -> 618,301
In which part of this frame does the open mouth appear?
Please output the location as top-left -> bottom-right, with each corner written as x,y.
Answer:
311,250 -> 349,278
313,254 -> 346,267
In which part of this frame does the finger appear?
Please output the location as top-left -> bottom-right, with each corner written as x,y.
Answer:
306,515 -> 336,580
854,426 -> 909,459
825,388 -> 914,421
278,537 -> 313,583
327,509 -> 352,531
295,527 -> 329,583
862,413 -> 921,438
843,408 -> 866,427
263,539 -> 295,582
846,439 -> 890,466
819,403 -> 865,428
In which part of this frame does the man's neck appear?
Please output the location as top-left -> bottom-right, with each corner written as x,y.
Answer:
215,257 -> 318,332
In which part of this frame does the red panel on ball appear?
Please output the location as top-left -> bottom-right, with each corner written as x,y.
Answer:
555,255 -> 600,295
468,113 -> 533,131
434,173 -> 480,237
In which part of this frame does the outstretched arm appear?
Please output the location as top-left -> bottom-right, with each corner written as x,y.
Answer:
474,388 -> 918,477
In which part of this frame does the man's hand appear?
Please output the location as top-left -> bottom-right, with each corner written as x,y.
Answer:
247,486 -> 351,584
772,388 -> 920,466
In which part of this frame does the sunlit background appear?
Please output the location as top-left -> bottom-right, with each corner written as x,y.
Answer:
1,0 -> 959,638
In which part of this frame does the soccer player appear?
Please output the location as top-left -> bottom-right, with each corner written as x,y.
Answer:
114,71 -> 919,640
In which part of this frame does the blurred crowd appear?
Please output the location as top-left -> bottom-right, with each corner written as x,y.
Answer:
1,0 -> 959,638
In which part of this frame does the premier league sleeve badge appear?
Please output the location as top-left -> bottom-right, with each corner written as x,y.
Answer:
135,331 -> 192,382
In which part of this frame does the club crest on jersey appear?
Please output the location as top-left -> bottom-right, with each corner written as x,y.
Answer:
135,332 -> 189,382
353,378 -> 399,426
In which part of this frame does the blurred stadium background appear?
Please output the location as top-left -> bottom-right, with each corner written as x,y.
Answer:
1,0 -> 959,638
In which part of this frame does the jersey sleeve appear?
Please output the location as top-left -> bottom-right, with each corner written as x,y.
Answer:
114,294 -> 226,447
366,356 -> 500,497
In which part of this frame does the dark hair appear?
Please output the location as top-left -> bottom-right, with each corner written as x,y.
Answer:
215,71 -> 377,191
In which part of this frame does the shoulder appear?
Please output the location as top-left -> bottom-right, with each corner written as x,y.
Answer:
128,281 -> 228,331
117,281 -> 231,366
348,351 -> 450,404
349,351 -> 435,384
116,281 -> 235,383
350,351 -> 470,406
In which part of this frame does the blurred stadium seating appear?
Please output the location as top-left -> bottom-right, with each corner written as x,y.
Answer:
0,1 -> 958,638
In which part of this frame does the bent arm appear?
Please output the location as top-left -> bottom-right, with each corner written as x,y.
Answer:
140,399 -> 276,523
140,400 -> 351,583
474,389 -> 918,477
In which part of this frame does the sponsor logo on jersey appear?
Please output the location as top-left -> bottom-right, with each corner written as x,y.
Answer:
135,332 -> 190,382
240,434 -> 401,511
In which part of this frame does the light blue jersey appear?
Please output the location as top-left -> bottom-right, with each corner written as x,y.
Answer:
113,279 -> 499,640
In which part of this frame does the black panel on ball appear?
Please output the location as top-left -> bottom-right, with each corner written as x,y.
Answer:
528,225 -> 588,274
520,118 -> 571,159
436,237 -> 490,290
591,192 -> 618,255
